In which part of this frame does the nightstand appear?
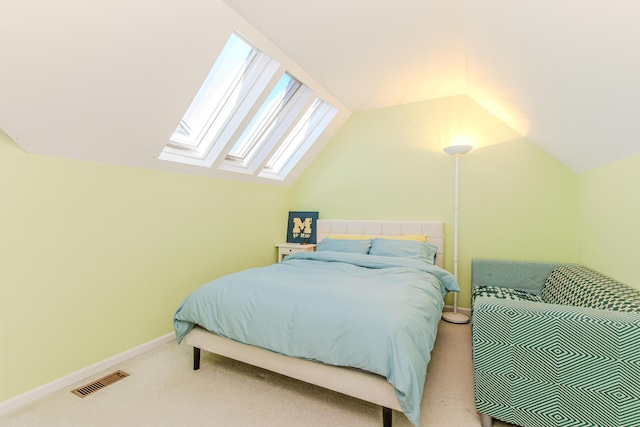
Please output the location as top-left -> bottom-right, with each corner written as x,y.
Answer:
276,243 -> 316,262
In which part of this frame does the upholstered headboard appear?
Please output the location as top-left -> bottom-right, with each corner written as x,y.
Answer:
316,220 -> 445,268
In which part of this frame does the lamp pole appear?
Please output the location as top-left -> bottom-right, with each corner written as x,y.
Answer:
442,144 -> 472,324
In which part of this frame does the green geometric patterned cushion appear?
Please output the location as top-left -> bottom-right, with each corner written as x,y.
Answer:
541,265 -> 640,313
473,302 -> 640,427
473,285 -> 544,304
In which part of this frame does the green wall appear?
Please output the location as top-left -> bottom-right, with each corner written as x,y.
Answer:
0,133 -> 289,402
292,96 -> 578,307
577,152 -> 640,290
6,93 -> 635,407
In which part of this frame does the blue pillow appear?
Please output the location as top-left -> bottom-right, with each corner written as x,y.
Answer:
369,238 -> 438,264
316,238 -> 372,254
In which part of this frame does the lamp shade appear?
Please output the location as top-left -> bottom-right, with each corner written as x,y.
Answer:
443,144 -> 473,157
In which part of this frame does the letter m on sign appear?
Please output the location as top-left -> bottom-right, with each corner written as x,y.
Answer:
292,217 -> 312,234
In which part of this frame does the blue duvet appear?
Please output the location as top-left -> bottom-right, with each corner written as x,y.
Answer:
174,251 -> 459,426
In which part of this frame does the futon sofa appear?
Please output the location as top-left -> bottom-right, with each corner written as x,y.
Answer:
471,259 -> 640,427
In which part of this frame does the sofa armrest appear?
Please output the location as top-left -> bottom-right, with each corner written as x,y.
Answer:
473,297 -> 640,426
472,258 -> 566,294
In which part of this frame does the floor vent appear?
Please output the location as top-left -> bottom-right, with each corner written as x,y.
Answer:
71,370 -> 129,397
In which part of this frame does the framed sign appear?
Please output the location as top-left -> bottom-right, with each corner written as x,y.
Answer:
286,211 -> 318,244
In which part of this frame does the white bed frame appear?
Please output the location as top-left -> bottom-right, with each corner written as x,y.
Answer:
184,220 -> 445,426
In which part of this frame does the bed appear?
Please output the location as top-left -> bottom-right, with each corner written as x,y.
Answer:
173,220 -> 458,427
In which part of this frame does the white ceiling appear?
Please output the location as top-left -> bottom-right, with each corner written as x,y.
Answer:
1,0 -> 639,178
222,0 -> 467,111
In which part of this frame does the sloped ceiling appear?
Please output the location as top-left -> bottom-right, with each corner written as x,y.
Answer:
222,0 -> 467,111
1,0 -> 638,179
223,0 -> 640,173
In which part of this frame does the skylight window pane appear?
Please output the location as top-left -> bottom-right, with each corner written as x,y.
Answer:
262,98 -> 338,177
226,73 -> 301,163
169,34 -> 256,150
265,98 -> 323,172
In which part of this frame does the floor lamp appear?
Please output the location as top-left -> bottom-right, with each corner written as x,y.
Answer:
442,144 -> 473,324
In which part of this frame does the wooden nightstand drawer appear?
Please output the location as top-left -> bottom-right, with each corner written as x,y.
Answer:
275,243 -> 316,262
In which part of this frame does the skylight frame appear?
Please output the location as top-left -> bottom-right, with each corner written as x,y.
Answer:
225,72 -> 302,164
167,34 -> 258,152
159,35 -> 281,167
219,81 -> 316,175
260,98 -> 338,179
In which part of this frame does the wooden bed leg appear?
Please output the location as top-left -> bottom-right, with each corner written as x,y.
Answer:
382,407 -> 392,427
193,347 -> 201,371
479,413 -> 493,427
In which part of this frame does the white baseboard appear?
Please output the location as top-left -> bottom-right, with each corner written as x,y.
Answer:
442,305 -> 472,317
0,332 -> 175,416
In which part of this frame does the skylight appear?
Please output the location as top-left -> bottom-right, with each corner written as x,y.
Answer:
158,32 -> 338,182
226,73 -> 301,164
261,98 -> 337,179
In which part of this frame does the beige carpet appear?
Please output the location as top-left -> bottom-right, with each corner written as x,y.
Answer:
0,321 -> 515,427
